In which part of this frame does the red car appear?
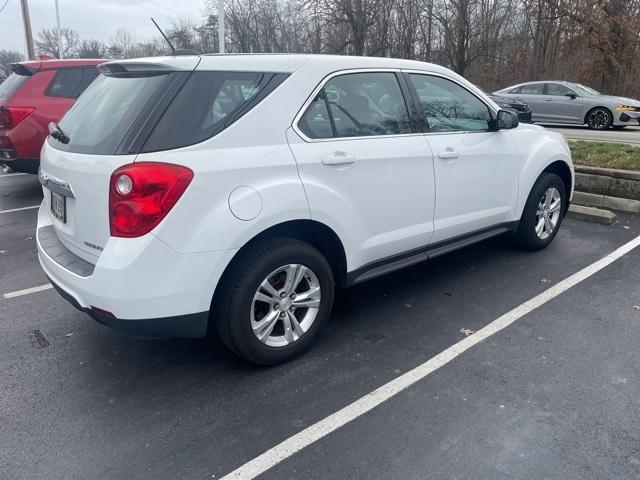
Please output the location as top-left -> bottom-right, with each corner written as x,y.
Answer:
0,58 -> 106,174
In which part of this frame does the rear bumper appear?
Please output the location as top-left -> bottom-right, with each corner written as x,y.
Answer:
47,276 -> 209,339
36,202 -> 238,338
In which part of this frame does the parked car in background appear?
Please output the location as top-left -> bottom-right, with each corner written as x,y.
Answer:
486,93 -> 532,123
37,54 -> 573,365
494,81 -> 640,130
0,58 -> 105,173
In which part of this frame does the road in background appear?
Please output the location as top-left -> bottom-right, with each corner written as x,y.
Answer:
543,124 -> 640,144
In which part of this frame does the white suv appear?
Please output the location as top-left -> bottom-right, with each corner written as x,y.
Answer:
37,54 -> 573,364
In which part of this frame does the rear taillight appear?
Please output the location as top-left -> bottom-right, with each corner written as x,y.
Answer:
0,107 -> 35,130
109,162 -> 193,238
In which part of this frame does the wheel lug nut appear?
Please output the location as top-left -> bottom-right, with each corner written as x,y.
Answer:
273,304 -> 279,310
280,291 -> 287,298
290,293 -> 296,299
290,306 -> 295,311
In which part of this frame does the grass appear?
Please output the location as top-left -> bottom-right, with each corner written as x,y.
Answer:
569,140 -> 640,171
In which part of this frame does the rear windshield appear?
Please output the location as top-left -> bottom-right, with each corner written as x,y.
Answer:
49,70 -> 287,155
54,73 -> 169,155
0,73 -> 30,100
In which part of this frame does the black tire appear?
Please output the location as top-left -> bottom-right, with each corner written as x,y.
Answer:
613,125 -> 626,130
214,237 -> 335,365
513,173 -> 567,251
586,107 -> 613,130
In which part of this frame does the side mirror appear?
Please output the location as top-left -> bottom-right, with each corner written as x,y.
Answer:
565,92 -> 578,99
496,109 -> 519,130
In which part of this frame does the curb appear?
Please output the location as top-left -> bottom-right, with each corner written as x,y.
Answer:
572,191 -> 640,214
568,204 -> 617,225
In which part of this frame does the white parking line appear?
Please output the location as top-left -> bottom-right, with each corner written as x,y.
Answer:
3,284 -> 53,299
0,205 -> 40,214
0,173 -> 28,178
221,234 -> 640,480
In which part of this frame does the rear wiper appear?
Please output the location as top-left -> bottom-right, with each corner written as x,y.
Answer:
48,122 -> 70,144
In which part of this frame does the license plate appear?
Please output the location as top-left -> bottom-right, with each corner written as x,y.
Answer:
50,191 -> 67,223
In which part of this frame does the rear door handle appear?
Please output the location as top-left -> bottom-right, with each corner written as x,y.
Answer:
321,152 -> 356,166
545,97 -> 554,101
437,149 -> 460,160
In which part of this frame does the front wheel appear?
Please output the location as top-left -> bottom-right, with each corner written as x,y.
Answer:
214,237 -> 335,365
513,173 -> 566,251
586,107 -> 612,130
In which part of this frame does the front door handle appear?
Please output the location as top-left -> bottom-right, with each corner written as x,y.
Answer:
437,149 -> 460,160
321,152 -> 356,166
545,97 -> 554,102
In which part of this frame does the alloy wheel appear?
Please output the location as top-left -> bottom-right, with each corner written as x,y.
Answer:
250,264 -> 321,348
535,187 -> 562,240
588,109 -> 610,129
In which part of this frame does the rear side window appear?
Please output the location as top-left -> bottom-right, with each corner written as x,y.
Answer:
297,72 -> 412,139
519,83 -> 544,95
142,71 -> 288,152
0,73 -> 30,100
55,73 -> 169,154
298,91 -> 333,139
45,67 -> 100,99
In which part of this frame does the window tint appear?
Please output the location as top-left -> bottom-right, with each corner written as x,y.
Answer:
0,72 -> 29,99
519,83 -> 544,95
298,91 -> 333,139
409,74 -> 491,132
46,67 -> 99,99
143,71 -> 287,152
55,73 -> 169,154
547,83 -> 575,96
320,72 -> 411,137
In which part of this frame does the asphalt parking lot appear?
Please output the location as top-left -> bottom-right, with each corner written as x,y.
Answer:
2,171 -> 640,480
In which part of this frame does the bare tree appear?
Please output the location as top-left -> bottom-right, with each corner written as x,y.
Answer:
0,50 -> 25,80
35,28 -> 80,58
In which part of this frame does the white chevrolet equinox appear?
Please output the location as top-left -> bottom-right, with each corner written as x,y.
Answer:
37,54 -> 573,364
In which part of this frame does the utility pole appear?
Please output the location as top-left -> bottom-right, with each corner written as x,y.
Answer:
20,0 -> 35,60
55,0 -> 63,58
218,0 -> 225,53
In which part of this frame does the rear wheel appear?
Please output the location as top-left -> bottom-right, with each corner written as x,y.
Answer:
513,173 -> 566,251
586,107 -> 612,130
214,237 -> 334,365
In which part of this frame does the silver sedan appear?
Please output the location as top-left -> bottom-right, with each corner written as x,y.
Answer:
494,81 -> 640,130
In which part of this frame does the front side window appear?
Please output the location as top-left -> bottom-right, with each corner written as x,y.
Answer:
409,74 -> 491,132
46,67 -> 99,99
547,83 -> 575,96
519,83 -> 544,95
298,72 -> 412,139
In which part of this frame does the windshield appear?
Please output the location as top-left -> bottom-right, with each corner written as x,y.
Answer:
0,72 -> 30,100
54,73 -> 169,154
573,83 -> 601,96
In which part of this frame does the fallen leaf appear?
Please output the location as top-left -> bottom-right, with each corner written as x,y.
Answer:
624,226 -> 631,230
0,250 -> 6,254
634,305 -> 640,311
25,236 -> 34,240
541,278 -> 551,284
65,333 -> 74,337
460,328 -> 474,337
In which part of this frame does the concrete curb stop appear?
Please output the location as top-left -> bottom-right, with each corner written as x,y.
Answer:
568,204 -> 617,225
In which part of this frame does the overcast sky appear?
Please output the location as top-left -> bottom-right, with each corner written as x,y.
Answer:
0,0 -> 207,54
